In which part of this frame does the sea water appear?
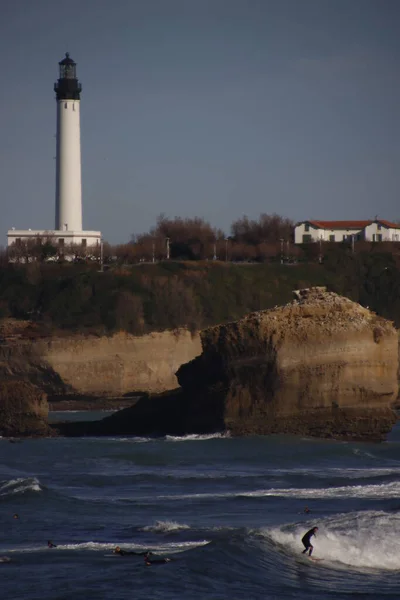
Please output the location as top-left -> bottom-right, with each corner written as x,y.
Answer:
2,414 -> 400,599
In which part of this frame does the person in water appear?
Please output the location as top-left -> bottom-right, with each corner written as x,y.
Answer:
47,541 -> 57,548
13,514 -> 19,519
144,551 -> 171,566
301,527 -> 318,556
304,506 -> 310,514
114,546 -> 151,557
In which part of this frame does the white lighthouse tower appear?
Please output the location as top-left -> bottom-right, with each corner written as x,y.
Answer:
7,53 -> 101,256
54,52 -> 83,232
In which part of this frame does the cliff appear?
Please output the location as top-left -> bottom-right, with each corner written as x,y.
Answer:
57,287 -> 398,441
0,380 -> 53,437
177,286 -> 398,440
0,321 -> 201,399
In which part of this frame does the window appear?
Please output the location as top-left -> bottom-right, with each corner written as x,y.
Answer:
302,234 -> 312,243
64,102 -> 67,109
81,239 -> 87,248
377,234 -> 382,242
304,223 -> 310,232
58,238 -> 64,247
342,234 -> 347,241
15,238 -> 21,247
329,235 -> 335,242
377,223 -> 382,231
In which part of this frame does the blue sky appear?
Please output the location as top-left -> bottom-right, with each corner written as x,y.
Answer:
1,0 -> 399,244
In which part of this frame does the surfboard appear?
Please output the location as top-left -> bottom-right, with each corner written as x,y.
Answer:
309,557 -> 324,562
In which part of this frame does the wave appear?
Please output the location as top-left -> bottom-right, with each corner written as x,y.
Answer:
265,510 -> 400,571
86,434 -> 229,443
0,477 -> 41,497
267,466 -> 400,480
79,477 -> 400,505
241,481 -> 400,499
140,520 -> 190,533
1,539 -> 211,555
148,479 -> 400,502
165,433 -> 230,442
88,437 -> 154,443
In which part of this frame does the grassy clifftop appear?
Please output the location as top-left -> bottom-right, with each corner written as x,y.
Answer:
0,250 -> 399,335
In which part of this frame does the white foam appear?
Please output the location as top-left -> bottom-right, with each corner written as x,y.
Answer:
267,510 -> 400,570
2,539 -> 210,555
0,477 -> 41,496
154,480 -> 400,502
140,520 -> 190,533
165,433 -> 230,442
241,480 -> 400,499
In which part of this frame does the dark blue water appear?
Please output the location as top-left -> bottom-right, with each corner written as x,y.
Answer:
2,413 -> 400,600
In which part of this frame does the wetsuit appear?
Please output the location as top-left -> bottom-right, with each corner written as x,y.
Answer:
301,528 -> 317,556
144,553 -> 171,565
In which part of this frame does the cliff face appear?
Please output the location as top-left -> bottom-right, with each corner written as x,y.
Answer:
57,288 -> 398,442
0,380 -> 52,437
0,323 -> 201,398
176,287 -> 398,440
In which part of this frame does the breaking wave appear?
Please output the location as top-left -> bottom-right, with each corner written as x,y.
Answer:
241,481 -> 400,499
165,433 -> 230,442
0,477 -> 42,497
265,510 -> 400,570
140,520 -> 190,533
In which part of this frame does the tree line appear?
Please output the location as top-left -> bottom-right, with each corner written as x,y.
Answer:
3,213 -> 400,270
5,214 -> 298,264
0,245 -> 400,335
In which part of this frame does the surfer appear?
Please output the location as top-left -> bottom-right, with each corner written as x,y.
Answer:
13,514 -> 19,519
114,546 -> 152,556
47,541 -> 57,548
301,527 -> 318,556
144,552 -> 171,566
304,506 -> 310,513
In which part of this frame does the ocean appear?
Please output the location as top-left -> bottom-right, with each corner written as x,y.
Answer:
2,411 -> 400,600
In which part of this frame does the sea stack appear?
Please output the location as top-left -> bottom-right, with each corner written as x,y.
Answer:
176,287 -> 398,440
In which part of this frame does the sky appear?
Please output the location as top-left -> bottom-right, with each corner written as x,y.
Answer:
0,0 -> 399,244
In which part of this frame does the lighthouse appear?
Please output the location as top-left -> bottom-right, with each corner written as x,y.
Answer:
54,52 -> 83,232
7,53 -> 101,255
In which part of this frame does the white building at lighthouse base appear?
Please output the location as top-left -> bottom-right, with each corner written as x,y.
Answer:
7,228 -> 102,260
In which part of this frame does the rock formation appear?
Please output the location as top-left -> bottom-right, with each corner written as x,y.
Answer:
177,286 -> 398,440
0,380 -> 53,437
0,320 -> 201,399
56,287 -> 399,441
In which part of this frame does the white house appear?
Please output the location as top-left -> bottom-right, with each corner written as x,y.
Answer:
294,220 -> 400,245
7,229 -> 101,251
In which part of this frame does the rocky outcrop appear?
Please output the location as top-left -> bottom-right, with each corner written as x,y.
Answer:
0,321 -> 201,399
56,287 -> 399,441
0,380 -> 53,437
177,287 -> 398,440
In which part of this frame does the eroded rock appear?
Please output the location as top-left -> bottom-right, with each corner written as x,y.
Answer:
58,288 -> 398,441
0,380 -> 53,437
176,287 -> 398,440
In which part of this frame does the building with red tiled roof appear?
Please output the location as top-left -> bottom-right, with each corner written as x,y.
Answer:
294,219 -> 400,244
